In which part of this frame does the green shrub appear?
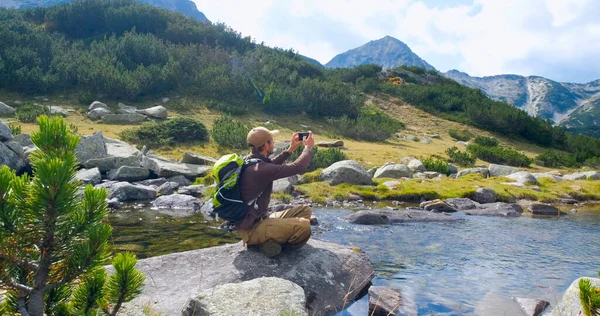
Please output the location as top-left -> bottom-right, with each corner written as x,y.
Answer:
448,129 -> 473,142
290,146 -> 348,172
8,123 -> 21,135
330,106 -> 404,142
77,91 -> 95,105
584,157 -> 600,169
535,150 -> 579,168
467,143 -> 532,167
206,100 -> 248,116
211,116 -> 251,149
446,146 -> 476,167
579,270 -> 600,316
473,135 -> 499,147
120,117 -> 209,148
15,103 -> 50,123
421,156 -> 450,175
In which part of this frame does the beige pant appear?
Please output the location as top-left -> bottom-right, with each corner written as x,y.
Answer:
240,205 -> 312,249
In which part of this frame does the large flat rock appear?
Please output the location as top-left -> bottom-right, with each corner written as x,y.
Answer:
142,156 -> 211,179
117,239 -> 373,315
345,209 -> 459,225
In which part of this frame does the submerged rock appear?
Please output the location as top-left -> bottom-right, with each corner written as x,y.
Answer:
183,277 -> 307,316
463,202 -> 523,217
528,203 -> 565,216
116,239 -> 373,315
345,209 -> 459,225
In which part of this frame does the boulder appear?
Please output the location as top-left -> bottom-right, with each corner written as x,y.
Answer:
179,152 -> 217,165
4,141 -> 23,158
75,168 -> 102,185
168,175 -> 192,186
88,101 -> 108,111
178,185 -> 207,197
0,102 -> 16,116
406,135 -> 419,142
102,113 -> 147,125
420,200 -> 458,213
414,171 -> 440,179
0,141 -> 26,172
107,182 -> 157,202
117,103 -> 137,114
563,171 -> 600,181
104,137 -> 141,157
374,163 -> 412,179
200,199 -> 214,219
142,156 -> 211,180
528,203 -> 565,216
420,136 -> 433,144
76,132 -> 108,165
456,141 -> 469,146
152,194 -> 201,210
0,120 -> 13,141
512,297 -> 550,316
316,140 -> 344,148
273,177 -> 295,194
87,108 -> 111,120
532,172 -> 563,182
107,197 -> 120,210
137,178 -> 168,187
136,105 -> 168,119
115,239 -> 373,315
472,188 -> 497,204
446,198 -> 480,210
157,181 -> 180,195
83,156 -> 142,172
488,164 -> 520,177
425,133 -> 440,139
551,277 -> 600,316
382,180 -> 401,190
407,159 -> 426,172
457,167 -> 489,178
447,163 -> 458,174
107,166 -> 150,182
48,106 -> 70,117
13,134 -> 33,148
183,277 -> 306,316
321,160 -> 372,185
345,209 -> 458,225
463,202 -> 523,217
368,286 -> 403,316
367,167 -> 377,177
505,171 -> 538,185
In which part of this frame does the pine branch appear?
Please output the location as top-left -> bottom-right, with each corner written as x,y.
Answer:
1,274 -> 33,293
0,253 -> 39,272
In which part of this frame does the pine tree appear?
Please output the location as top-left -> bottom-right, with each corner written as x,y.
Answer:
0,116 -> 144,315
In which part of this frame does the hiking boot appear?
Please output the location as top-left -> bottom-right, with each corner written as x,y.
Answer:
259,240 -> 282,258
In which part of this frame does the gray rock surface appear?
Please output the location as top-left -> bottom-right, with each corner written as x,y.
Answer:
407,159 -> 426,172
563,171 -> 600,181
179,152 -> 217,165
102,113 -> 147,125
136,105 -> 168,119
88,101 -> 108,111
457,167 -> 489,178
528,203 -> 564,216
374,163 -> 412,179
137,178 -> 169,187
0,120 -> 13,141
87,107 -> 111,120
420,136 -> 433,144
414,171 -> 440,179
157,181 -> 180,195
107,166 -> 150,182
116,239 -> 373,315
75,168 -> 102,185
321,160 -> 373,185
420,200 -> 458,213
152,194 -> 201,210
75,132 -> 108,164
0,141 -> 25,172
446,198 -> 480,210
48,106 -> 70,117
104,137 -> 141,157
551,278 -> 600,316
178,185 -> 208,197
346,209 -> 458,225
183,277 -> 307,316
168,175 -> 192,186
447,163 -> 458,174
0,102 -> 16,116
107,182 -> 157,201
117,103 -> 137,114
316,140 -> 344,148
142,156 -> 211,179
472,188 -> 497,204
463,202 -> 523,217
368,286 -> 403,316
488,164 -> 520,177
13,134 -> 33,147
512,297 -> 550,316
4,141 -> 23,158
506,171 -> 539,185
532,172 -> 563,182
273,177 -> 295,194
83,156 -> 142,172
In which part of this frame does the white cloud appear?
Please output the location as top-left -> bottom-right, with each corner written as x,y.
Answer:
193,0 -> 600,82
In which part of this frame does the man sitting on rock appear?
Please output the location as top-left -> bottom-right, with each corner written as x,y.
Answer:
237,127 -> 314,257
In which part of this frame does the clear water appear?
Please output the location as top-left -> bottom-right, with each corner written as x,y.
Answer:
311,209 -> 600,315
108,206 -> 600,315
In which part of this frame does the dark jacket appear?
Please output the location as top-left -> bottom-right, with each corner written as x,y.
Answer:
237,149 -> 313,230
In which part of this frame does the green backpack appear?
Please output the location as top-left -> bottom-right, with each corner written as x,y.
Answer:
211,154 -> 261,222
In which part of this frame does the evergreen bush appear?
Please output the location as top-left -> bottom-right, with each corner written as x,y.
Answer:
290,146 -> 348,172
330,106 -> 404,142
211,116 -> 251,149
15,103 -> 50,123
473,135 -> 499,147
445,146 -> 476,167
448,129 -> 473,142
467,144 -> 532,167
421,156 -> 450,175
535,150 -> 579,168
120,117 -> 209,148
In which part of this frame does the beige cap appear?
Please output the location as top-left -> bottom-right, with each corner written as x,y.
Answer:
247,127 -> 279,148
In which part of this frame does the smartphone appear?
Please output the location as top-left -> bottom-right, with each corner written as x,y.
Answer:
298,132 -> 310,141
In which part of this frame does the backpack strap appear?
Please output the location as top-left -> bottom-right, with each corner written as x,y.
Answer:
242,158 -> 264,210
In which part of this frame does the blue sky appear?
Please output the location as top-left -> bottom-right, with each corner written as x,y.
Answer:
195,0 -> 600,83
